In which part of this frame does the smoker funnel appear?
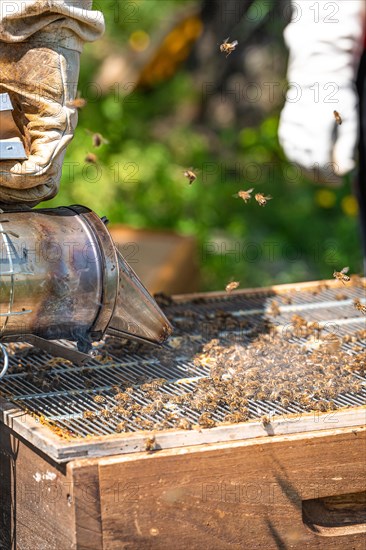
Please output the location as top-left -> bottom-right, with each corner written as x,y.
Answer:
107,250 -> 173,345
0,205 -> 173,377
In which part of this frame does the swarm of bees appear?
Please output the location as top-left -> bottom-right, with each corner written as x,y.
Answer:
219,37 -> 238,57
333,110 -> 342,125
12,281 -> 364,441
333,267 -> 351,284
183,168 -> 197,185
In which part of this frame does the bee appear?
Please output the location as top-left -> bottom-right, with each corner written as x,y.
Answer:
145,436 -> 156,452
149,378 -> 167,389
225,281 -> 240,293
260,414 -> 271,426
116,421 -> 127,433
83,410 -> 95,419
333,110 -> 342,125
140,404 -> 157,416
113,406 -> 132,417
268,301 -> 280,317
354,299 -> 366,315
233,188 -> 254,203
93,395 -> 106,404
198,412 -> 216,428
85,152 -> 98,164
183,168 -> 197,185
223,412 -> 249,423
333,266 -> 350,285
255,193 -> 272,206
67,96 -> 87,109
138,419 -> 154,430
219,37 -> 238,58
114,392 -> 130,404
86,130 -> 109,148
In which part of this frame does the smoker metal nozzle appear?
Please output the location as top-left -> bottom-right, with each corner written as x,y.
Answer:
107,250 -> 173,345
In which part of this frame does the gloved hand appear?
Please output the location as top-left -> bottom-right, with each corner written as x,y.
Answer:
278,0 -> 365,184
0,1 -> 105,207
0,42 -> 80,206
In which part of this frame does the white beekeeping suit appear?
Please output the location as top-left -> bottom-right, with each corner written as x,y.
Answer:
0,1 -> 105,207
279,0 -> 365,182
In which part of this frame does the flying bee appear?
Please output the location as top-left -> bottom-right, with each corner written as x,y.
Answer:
255,193 -> 272,206
354,299 -> 366,315
86,129 -> 109,148
85,152 -> 98,164
219,37 -> 238,58
67,96 -> 87,109
333,110 -> 342,125
333,266 -> 350,285
225,281 -> 240,293
184,167 -> 197,184
233,188 -> 254,203
145,436 -> 156,452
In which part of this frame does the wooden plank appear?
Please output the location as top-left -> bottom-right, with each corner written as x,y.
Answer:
68,462 -> 103,550
97,427 -> 366,549
172,277 -> 366,301
0,423 -> 76,550
1,394 -> 364,462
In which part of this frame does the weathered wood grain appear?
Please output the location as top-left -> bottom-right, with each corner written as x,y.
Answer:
95,427 -> 366,549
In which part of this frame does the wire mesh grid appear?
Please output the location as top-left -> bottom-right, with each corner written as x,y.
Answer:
0,281 -> 365,439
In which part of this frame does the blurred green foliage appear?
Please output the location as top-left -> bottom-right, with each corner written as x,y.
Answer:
46,0 -> 363,291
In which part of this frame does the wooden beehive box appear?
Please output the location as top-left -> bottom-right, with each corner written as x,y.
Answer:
0,280 -> 365,549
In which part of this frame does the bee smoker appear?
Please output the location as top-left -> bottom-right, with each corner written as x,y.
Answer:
0,205 -> 173,379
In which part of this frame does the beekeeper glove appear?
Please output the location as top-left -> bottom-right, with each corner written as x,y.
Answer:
278,0 -> 365,184
0,1 -> 105,206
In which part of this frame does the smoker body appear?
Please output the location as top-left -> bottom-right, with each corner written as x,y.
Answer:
0,205 -> 173,372
0,206 -> 114,345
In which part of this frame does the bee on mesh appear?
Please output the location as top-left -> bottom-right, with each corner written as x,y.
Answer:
333,266 -> 350,285
255,193 -> 272,206
219,37 -> 238,58
233,188 -> 254,203
198,412 -> 216,428
93,395 -> 106,404
354,299 -> 366,315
